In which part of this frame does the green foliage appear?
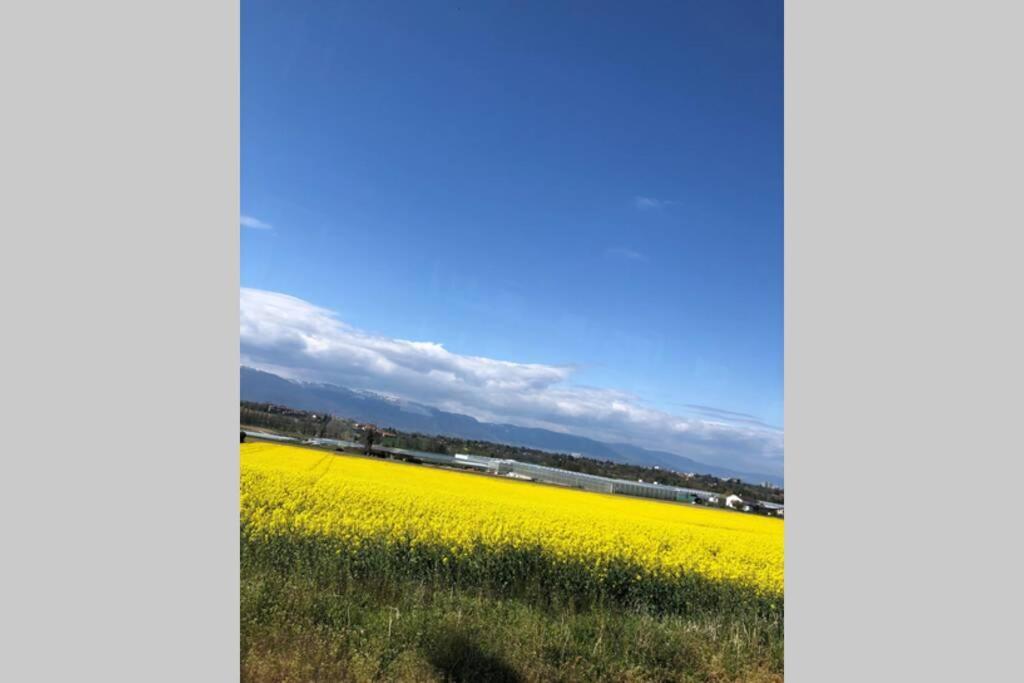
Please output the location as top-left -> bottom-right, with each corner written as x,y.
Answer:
242,527 -> 781,620
241,403 -> 362,442
241,529 -> 784,682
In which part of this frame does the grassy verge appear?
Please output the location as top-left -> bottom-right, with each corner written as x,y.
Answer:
241,532 -> 783,682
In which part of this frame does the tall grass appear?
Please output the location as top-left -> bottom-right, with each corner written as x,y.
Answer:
242,526 -> 781,620
242,531 -> 784,682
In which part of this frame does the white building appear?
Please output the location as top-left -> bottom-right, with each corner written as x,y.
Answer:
725,494 -> 744,509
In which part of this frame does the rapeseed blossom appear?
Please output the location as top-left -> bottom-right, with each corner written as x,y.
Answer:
241,443 -> 783,599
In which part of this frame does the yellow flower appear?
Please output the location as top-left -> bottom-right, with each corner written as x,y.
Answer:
240,442 -> 784,596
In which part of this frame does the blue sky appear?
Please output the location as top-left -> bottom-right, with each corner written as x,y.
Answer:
241,2 -> 783,477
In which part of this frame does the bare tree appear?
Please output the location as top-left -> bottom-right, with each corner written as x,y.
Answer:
315,413 -> 332,439
363,424 -> 379,456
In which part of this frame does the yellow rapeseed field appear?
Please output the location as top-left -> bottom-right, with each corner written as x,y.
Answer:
240,442 -> 783,601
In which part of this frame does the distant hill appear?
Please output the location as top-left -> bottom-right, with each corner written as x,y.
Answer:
240,366 -> 782,486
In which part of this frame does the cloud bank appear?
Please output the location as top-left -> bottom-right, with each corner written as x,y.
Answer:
240,288 -> 783,477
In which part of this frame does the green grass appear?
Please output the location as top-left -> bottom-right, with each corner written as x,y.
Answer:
241,533 -> 783,682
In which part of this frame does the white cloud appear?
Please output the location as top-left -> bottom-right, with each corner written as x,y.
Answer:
605,247 -> 647,262
634,196 -> 674,210
240,214 -> 273,230
240,288 -> 783,476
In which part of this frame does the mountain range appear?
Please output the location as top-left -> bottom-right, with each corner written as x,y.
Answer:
240,366 -> 782,486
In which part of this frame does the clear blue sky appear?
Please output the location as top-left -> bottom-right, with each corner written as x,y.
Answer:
242,2 -> 783,436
